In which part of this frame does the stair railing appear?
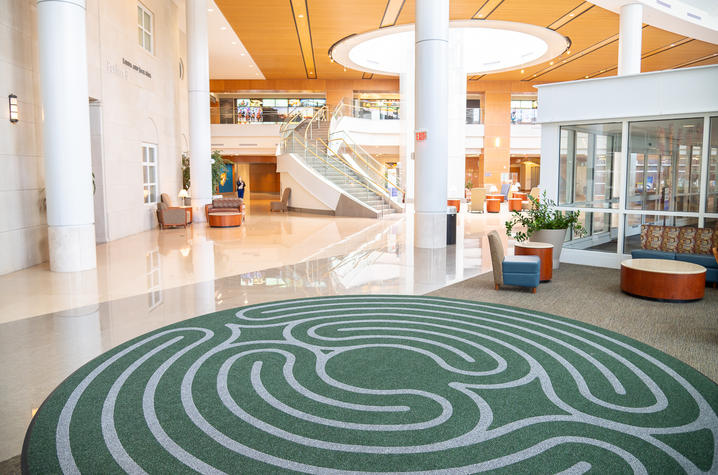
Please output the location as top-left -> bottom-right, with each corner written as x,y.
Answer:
304,105 -> 329,144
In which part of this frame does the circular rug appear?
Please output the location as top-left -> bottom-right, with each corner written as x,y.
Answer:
23,296 -> 718,474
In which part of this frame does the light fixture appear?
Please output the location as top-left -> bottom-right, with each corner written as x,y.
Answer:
549,61 -> 554,65
8,94 -> 18,123
298,14 -> 304,18
240,53 -> 245,56
566,50 -> 571,55
520,69 -> 524,73
494,137 -> 501,147
207,8 -> 214,12
220,26 -> 227,31
232,41 -> 237,45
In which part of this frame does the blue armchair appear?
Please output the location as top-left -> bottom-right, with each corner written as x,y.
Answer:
487,231 -> 540,293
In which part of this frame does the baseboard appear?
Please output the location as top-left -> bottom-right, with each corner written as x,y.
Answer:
287,206 -> 335,216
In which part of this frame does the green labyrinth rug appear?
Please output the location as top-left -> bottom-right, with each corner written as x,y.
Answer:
23,296 -> 718,474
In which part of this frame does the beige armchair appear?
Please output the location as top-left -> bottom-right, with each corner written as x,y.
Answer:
157,201 -> 189,229
470,188 -> 486,213
271,187 -> 291,212
522,187 -> 541,210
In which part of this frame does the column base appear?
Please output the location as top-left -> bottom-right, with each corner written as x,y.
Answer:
414,212 -> 447,249
48,224 -> 97,272
191,197 -> 211,223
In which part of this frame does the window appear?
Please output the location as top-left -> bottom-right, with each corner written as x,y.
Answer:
707,117 -> 718,214
627,118 -> 703,213
510,97 -> 538,124
137,3 -> 153,54
142,144 -> 158,204
559,123 -> 622,208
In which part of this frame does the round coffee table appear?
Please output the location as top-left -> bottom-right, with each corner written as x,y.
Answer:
620,259 -> 706,302
486,199 -> 500,213
208,211 -> 242,228
515,241 -> 553,281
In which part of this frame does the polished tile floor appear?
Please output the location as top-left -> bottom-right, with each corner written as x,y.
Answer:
0,195 -> 514,460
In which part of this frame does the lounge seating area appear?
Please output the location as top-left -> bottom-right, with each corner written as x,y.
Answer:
270,187 -> 291,212
156,193 -> 190,229
630,224 -> 718,286
205,197 -> 244,227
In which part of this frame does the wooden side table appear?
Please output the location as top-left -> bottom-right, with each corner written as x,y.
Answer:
514,241 -> 553,281
179,206 -> 193,224
508,197 -> 523,212
486,199 -> 500,213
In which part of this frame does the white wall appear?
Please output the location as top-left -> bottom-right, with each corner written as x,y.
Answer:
210,123 -> 281,155
0,0 -> 47,275
0,0 -> 189,275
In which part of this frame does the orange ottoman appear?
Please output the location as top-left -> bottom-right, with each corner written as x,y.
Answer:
486,199 -> 500,213
509,197 -> 523,211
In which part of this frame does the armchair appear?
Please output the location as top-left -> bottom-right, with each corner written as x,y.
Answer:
271,187 -> 291,212
157,201 -> 189,229
487,230 -> 540,293
470,188 -> 486,213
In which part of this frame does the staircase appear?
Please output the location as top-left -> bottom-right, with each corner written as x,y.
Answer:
289,117 -> 397,217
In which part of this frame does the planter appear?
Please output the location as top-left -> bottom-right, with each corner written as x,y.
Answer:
529,228 -> 568,269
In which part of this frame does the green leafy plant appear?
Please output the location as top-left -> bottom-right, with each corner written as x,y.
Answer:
505,191 -> 586,242
211,150 -> 231,193
181,153 -> 190,190
465,180 -> 473,190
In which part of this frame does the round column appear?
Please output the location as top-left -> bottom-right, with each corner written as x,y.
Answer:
186,0 -> 213,222
414,0 -> 449,249
37,0 -> 96,272
618,3 -> 643,75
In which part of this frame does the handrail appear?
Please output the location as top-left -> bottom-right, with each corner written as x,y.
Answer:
329,130 -> 389,179
303,105 -> 328,144
325,135 -> 405,202
318,138 -> 399,205
290,135 -> 386,210
279,107 -> 306,134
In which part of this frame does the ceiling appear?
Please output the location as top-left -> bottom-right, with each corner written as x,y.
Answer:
213,0 -> 718,83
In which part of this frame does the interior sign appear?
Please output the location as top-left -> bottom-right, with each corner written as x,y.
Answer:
415,130 -> 427,142
122,58 -> 152,79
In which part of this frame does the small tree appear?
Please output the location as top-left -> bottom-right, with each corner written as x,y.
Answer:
181,153 -> 190,190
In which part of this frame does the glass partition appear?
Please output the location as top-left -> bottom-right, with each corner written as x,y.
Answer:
559,123 -> 622,208
564,212 -> 619,253
627,118 -> 703,212
623,214 -> 699,253
707,117 -> 718,214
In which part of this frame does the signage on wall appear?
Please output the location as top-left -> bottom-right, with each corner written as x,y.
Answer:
415,130 -> 427,142
122,58 -> 152,79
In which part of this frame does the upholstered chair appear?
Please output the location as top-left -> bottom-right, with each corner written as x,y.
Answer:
157,201 -> 189,229
487,230 -> 540,293
470,188 -> 486,213
271,187 -> 291,212
522,187 -> 541,210
500,183 -> 511,202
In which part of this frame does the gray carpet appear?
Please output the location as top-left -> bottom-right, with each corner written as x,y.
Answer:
428,263 -> 718,383
0,455 -> 20,474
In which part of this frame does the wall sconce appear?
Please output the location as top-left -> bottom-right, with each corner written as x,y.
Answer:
494,137 -> 501,147
8,94 -> 18,123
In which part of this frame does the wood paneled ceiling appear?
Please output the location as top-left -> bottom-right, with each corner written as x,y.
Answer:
214,0 -> 718,83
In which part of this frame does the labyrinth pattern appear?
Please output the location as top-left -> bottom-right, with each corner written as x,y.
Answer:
24,296 -> 718,474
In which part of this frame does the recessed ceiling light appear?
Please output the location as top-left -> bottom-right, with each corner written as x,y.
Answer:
240,53 -> 245,56
232,41 -> 237,45
569,13 -> 574,17
549,61 -> 554,65
207,8 -> 214,12
566,50 -> 571,54
520,69 -> 524,73
220,26 -> 227,31
477,14 -> 484,18
585,75 -> 589,78
298,14 -> 304,18
670,43 -> 675,47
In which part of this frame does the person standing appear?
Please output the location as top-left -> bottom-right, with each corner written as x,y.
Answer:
236,177 -> 246,199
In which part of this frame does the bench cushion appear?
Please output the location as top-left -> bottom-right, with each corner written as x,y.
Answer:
675,253 -> 718,269
503,255 -> 540,273
631,249 -> 676,260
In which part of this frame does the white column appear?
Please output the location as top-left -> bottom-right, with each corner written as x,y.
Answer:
447,29 -> 466,201
37,0 -> 96,272
618,3 -> 642,75
186,0 -> 213,222
399,44 -> 415,202
414,0 -> 449,249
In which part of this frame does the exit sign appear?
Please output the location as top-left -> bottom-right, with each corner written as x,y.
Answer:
415,130 -> 427,142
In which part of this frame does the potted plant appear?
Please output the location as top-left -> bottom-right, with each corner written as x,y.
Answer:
505,192 -> 586,269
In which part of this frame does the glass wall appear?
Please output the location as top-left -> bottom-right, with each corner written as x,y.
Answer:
626,117 -> 703,212
511,97 -> 538,124
559,123 -> 622,208
213,96 -> 326,124
707,117 -> 718,214
557,115 -> 718,260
